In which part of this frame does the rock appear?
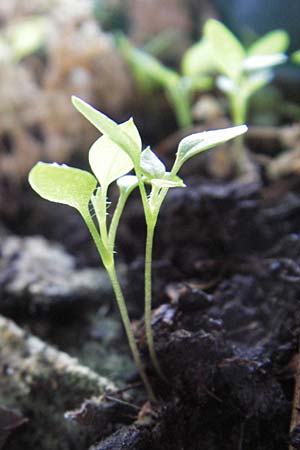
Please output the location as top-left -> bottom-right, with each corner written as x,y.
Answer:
0,314 -> 116,450
0,235 -> 112,315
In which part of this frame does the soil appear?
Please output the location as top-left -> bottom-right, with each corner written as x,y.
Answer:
1,146 -> 300,450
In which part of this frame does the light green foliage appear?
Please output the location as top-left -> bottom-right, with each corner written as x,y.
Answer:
174,125 -> 248,171
203,20 -> 289,125
117,34 -> 212,129
29,97 -> 247,398
72,96 -> 141,162
247,30 -> 289,56
204,20 -> 245,82
89,122 -> 135,190
0,16 -> 46,63
29,163 -> 97,214
141,147 -> 166,178
292,50 -> 300,64
181,39 -> 216,78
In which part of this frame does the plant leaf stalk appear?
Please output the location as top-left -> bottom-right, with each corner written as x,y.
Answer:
86,199 -> 156,400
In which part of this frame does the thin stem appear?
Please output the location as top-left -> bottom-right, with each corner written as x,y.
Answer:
144,218 -> 165,379
98,187 -> 110,248
230,92 -> 249,173
107,265 -> 156,401
108,190 -> 128,250
167,84 -> 192,129
83,208 -> 155,400
136,169 -> 151,217
82,210 -> 112,268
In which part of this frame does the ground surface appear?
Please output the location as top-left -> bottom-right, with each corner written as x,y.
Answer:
1,151 -> 300,450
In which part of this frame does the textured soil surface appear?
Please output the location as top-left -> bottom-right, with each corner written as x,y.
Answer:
1,160 -> 300,449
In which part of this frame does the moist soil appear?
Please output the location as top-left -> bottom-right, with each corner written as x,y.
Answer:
1,150 -> 300,450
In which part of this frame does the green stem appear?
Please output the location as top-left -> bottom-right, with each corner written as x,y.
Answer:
144,217 -> 165,379
83,209 -> 155,400
82,210 -> 112,268
167,84 -> 192,130
230,92 -> 249,172
98,187 -> 109,248
108,190 -> 128,251
107,265 -> 156,400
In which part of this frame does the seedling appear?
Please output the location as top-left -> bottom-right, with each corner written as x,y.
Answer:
117,34 -> 212,129
29,96 -> 247,398
203,20 -> 289,126
202,20 -> 289,168
0,16 -> 46,64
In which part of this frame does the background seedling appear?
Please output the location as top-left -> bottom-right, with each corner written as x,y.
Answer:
117,34 -> 213,129
0,16 -> 46,64
203,19 -> 289,169
29,96 -> 247,398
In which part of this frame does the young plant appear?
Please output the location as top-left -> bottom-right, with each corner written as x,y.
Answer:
117,34 -> 213,129
28,96 -> 247,397
0,16 -> 46,64
203,20 -> 289,126
202,20 -> 289,168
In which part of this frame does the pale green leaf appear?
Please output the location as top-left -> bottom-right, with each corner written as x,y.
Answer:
216,76 -> 236,93
243,53 -> 287,71
188,75 -> 213,92
116,175 -> 138,194
151,173 -> 185,188
28,162 -> 97,213
203,19 -> 245,81
175,125 -> 248,170
126,46 -> 179,87
181,38 -> 216,77
8,16 -> 46,62
241,71 -> 272,99
141,147 -> 166,178
89,120 -> 135,189
72,96 -> 141,161
292,50 -> 300,65
247,30 -> 289,56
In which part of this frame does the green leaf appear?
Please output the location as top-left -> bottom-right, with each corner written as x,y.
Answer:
243,53 -> 287,71
187,75 -> 213,92
241,71 -> 272,99
126,46 -> 179,87
89,119 -> 135,189
247,30 -> 289,56
8,16 -> 46,62
141,147 -> 166,178
181,38 -> 216,77
216,76 -> 236,94
292,50 -> 300,65
203,19 -> 245,81
116,175 -> 138,194
72,96 -> 141,161
28,162 -> 97,213
174,125 -> 248,170
151,173 -> 185,188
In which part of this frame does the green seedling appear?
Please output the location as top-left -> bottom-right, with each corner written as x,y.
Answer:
203,20 -> 289,126
117,34 -> 213,129
202,20 -> 289,168
29,96 -> 247,398
0,16 -> 46,64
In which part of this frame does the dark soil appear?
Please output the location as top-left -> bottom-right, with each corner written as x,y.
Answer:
1,157 -> 300,450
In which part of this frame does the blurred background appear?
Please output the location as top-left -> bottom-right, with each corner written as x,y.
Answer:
1,0 -> 300,259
